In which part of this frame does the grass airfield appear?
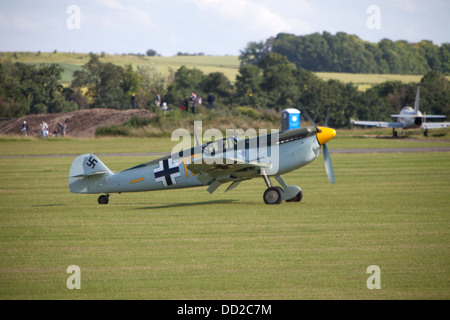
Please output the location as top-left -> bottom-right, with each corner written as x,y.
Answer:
0,131 -> 449,299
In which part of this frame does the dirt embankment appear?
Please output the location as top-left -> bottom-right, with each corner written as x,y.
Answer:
0,109 -> 154,138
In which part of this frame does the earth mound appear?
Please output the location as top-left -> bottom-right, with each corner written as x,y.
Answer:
0,109 -> 154,138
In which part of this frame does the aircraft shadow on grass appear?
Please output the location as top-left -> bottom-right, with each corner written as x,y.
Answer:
135,199 -> 238,210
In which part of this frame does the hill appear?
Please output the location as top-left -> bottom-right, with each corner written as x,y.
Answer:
2,51 -> 444,90
0,108 -> 154,138
0,52 -> 240,85
268,32 -> 450,75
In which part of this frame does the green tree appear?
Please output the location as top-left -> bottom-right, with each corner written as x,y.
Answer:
235,64 -> 263,108
166,66 -> 205,106
201,72 -> 233,104
439,44 -> 450,74
239,40 -> 271,66
419,71 -> 450,117
0,63 -> 30,117
0,61 -> 76,116
265,32 -> 448,75
135,65 -> 169,110
259,53 -> 299,108
72,53 -> 129,109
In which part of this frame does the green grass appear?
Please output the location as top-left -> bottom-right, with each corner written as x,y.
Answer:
2,127 -> 450,156
0,136 -> 449,299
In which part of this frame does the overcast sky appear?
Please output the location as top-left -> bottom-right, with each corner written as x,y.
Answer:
0,0 -> 449,56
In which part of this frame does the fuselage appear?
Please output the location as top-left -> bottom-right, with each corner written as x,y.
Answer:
396,106 -> 422,128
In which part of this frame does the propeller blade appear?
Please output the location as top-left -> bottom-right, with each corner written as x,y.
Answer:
302,109 -> 321,132
323,143 -> 335,184
324,108 -> 330,127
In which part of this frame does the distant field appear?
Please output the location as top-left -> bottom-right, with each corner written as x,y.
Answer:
0,135 -> 449,300
2,51 -> 446,89
0,52 -> 239,85
315,72 -> 426,91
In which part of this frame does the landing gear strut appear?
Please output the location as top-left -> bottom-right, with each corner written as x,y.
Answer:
261,170 -> 303,205
98,194 -> 109,205
393,128 -> 398,138
275,175 -> 302,203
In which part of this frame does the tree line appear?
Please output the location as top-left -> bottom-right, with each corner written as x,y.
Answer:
1,37 -> 449,128
235,52 -> 449,127
240,32 -> 450,75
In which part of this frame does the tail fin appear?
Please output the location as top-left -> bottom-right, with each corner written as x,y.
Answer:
69,153 -> 113,193
413,86 -> 420,113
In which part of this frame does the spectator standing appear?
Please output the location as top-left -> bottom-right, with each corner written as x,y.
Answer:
155,93 -> 161,107
59,122 -> 67,137
131,93 -> 137,109
190,92 -> 197,114
40,121 -> 49,138
207,92 -> 215,110
21,121 -> 29,136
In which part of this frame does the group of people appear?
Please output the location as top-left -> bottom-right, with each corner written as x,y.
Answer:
21,120 -> 66,138
131,92 -> 216,114
181,92 -> 215,114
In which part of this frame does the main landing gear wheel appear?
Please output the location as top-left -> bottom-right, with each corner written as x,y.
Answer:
98,194 -> 109,205
263,187 -> 283,205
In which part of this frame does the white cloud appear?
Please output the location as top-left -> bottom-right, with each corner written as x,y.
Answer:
95,0 -> 155,30
392,0 -> 420,12
13,16 -> 40,31
97,0 -> 123,10
184,0 -> 313,36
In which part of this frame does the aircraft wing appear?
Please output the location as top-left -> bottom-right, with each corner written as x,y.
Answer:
391,114 -> 446,119
422,122 -> 450,129
187,156 -> 271,194
350,119 -> 403,128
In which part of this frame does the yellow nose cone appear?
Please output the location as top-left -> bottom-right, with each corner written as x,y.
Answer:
316,127 -> 336,145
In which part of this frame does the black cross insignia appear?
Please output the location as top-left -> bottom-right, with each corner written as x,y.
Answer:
154,159 -> 180,187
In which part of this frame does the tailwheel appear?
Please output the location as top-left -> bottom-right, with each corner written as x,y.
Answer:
263,187 -> 283,205
98,194 -> 109,205
286,190 -> 303,202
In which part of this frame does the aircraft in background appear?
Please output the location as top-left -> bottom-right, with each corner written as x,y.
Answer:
69,121 -> 336,205
350,86 -> 450,137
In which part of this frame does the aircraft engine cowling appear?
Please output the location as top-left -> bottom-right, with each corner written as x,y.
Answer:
415,117 -> 423,126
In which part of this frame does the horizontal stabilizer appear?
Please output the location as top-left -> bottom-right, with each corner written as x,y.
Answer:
390,114 -> 446,119
70,170 -> 109,178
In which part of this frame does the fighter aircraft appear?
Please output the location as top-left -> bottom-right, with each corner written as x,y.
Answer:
69,119 -> 336,205
350,86 -> 449,137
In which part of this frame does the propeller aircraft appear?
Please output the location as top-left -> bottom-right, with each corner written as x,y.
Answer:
350,86 -> 450,137
69,116 -> 336,205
